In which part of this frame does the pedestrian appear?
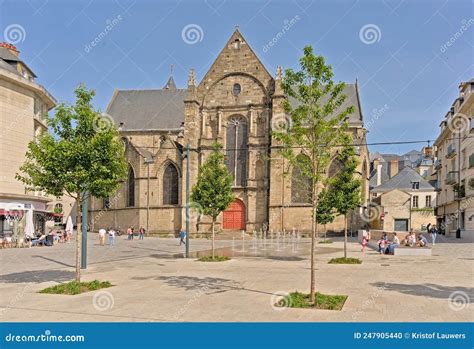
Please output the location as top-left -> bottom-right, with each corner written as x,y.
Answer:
127,226 -> 132,240
179,228 -> 186,246
108,228 -> 116,246
430,224 -> 437,245
361,234 -> 368,253
98,228 -> 106,246
139,227 -> 145,240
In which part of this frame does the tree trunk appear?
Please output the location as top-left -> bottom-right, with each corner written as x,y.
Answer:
310,205 -> 316,303
344,214 -> 348,259
211,219 -> 215,259
75,195 -> 82,282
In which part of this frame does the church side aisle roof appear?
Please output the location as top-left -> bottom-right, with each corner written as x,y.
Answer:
107,88 -> 187,131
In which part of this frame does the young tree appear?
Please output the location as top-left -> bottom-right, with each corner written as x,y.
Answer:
273,45 -> 354,304
191,143 -> 234,258
315,189 -> 335,242
329,135 -> 361,258
16,84 -> 128,282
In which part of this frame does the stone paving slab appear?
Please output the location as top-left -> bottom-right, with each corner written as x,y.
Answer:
0,233 -> 472,322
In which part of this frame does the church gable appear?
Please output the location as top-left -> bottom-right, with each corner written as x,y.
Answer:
197,29 -> 274,106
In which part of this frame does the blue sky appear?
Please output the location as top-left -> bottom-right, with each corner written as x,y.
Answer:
1,0 -> 472,154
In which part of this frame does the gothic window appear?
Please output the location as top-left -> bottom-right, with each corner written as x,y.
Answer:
163,163 -> 179,205
103,197 -> 110,209
226,116 -> 248,186
291,155 -> 312,204
328,158 -> 344,178
127,166 -> 135,207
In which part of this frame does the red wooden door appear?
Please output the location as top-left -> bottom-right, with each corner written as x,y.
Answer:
223,200 -> 245,230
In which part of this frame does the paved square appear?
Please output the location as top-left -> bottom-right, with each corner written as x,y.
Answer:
0,234 -> 472,322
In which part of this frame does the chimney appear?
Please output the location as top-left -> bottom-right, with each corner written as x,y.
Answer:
0,42 -> 19,57
389,159 -> 399,178
376,164 -> 382,186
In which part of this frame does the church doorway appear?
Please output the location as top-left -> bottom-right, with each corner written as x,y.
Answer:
223,199 -> 246,230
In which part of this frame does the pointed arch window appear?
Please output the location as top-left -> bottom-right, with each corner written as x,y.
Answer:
226,116 -> 248,186
163,163 -> 179,205
127,166 -> 135,207
291,155 -> 312,204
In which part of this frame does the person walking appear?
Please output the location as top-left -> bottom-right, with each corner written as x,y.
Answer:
98,228 -> 106,246
139,227 -> 145,240
108,228 -> 116,246
127,226 -> 132,240
179,228 -> 186,246
430,224 -> 437,245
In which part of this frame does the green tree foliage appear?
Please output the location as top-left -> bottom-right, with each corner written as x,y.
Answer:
272,45 -> 354,304
315,189 -> 335,241
329,134 -> 361,258
16,84 -> 128,281
191,143 -> 234,258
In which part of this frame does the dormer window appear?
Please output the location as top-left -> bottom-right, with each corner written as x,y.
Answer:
412,182 -> 419,190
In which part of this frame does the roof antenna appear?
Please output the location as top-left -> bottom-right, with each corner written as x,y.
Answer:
170,64 -> 174,76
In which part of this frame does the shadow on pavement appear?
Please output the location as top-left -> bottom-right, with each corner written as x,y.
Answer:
0,269 -> 74,283
371,282 -> 474,301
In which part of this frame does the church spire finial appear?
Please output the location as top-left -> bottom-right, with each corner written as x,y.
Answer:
164,64 -> 176,90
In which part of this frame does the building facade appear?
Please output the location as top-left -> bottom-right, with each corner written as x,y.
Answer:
369,167 -> 437,232
434,79 -> 474,239
89,30 -> 369,235
0,42 -> 70,237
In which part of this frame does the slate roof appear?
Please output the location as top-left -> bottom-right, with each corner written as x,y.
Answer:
107,88 -> 187,131
0,47 -> 36,78
288,83 -> 363,124
371,166 -> 435,193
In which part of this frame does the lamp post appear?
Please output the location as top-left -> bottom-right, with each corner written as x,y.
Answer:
81,191 -> 88,269
144,159 -> 154,235
185,143 -> 190,258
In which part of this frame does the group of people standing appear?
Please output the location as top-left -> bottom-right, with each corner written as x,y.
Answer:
126,227 -> 146,240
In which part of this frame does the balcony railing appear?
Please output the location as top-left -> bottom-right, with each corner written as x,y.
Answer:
445,171 -> 458,185
446,144 -> 456,158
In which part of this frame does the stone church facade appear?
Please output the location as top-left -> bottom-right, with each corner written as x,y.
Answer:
89,29 -> 370,235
